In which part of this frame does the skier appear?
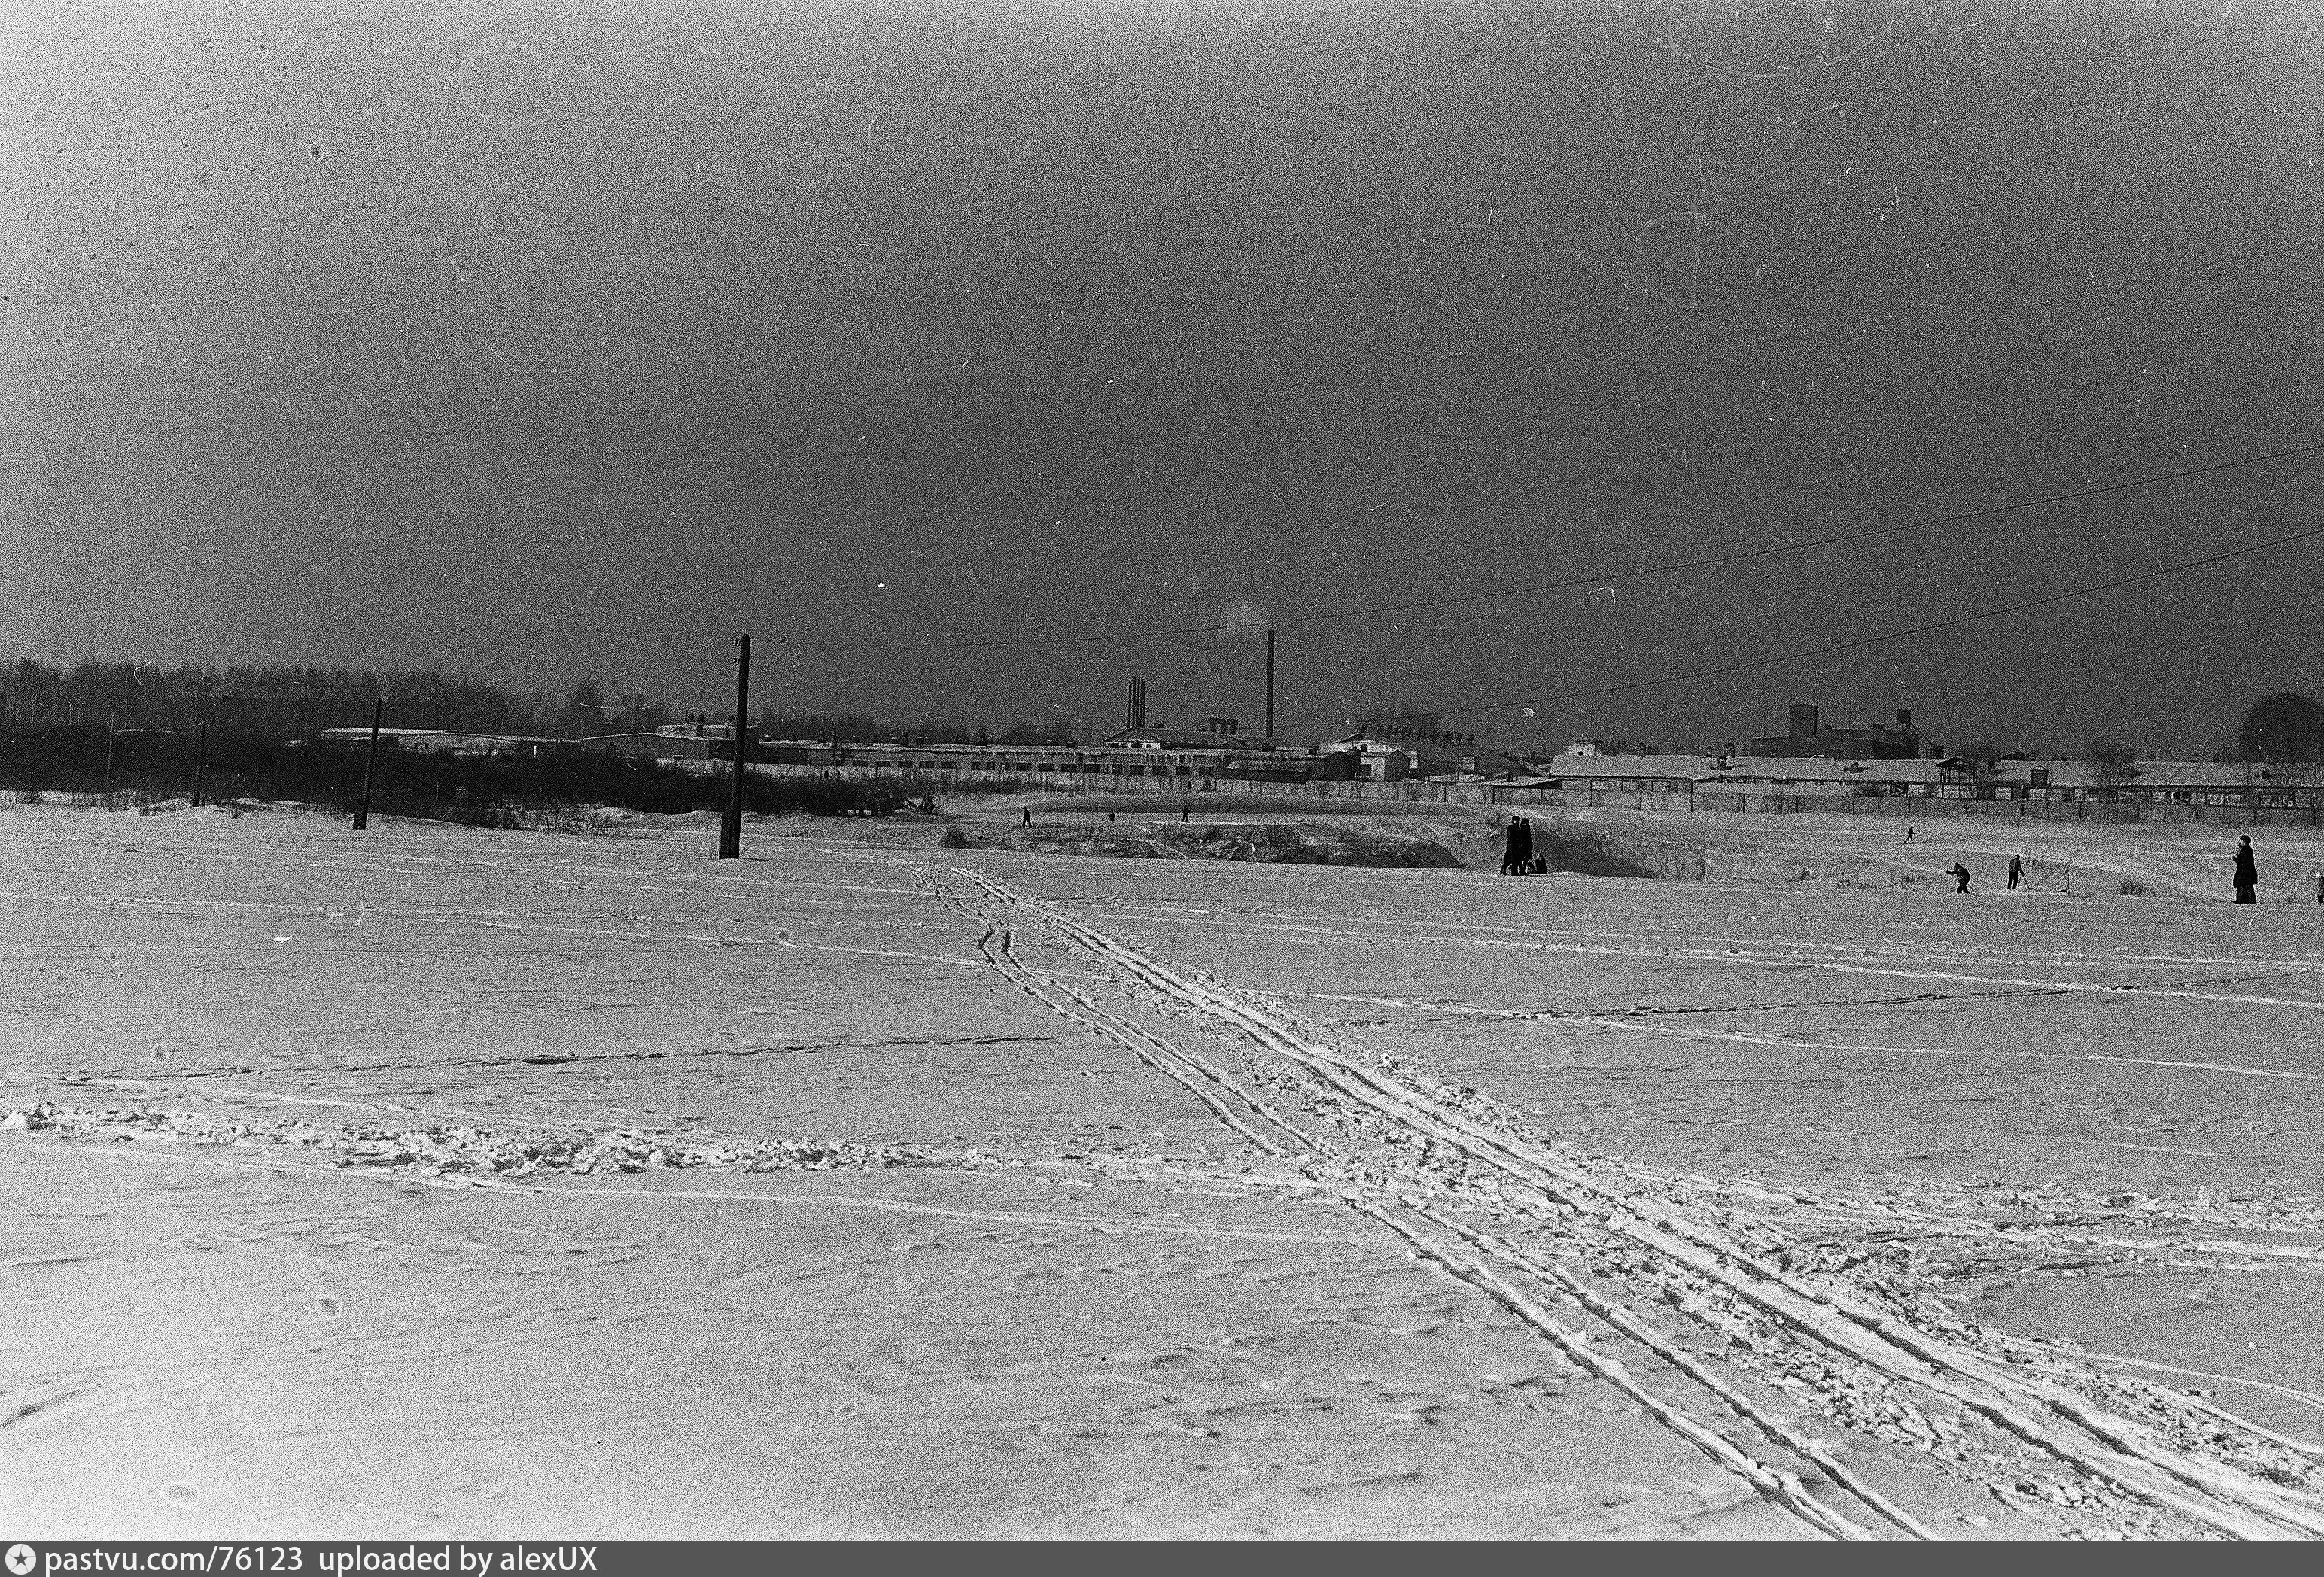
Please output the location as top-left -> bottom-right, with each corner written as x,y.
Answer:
2232,836 -> 2259,904
1947,861 -> 1972,894
2006,853 -> 2024,890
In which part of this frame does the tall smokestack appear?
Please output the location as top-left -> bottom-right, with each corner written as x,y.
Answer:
1264,630 -> 1275,739
1127,676 -> 1147,731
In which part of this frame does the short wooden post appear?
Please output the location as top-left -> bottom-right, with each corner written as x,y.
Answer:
353,698 -> 383,830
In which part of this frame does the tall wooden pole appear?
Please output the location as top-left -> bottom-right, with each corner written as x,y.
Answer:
719,634 -> 751,859
190,721 -> 208,807
1264,629 -> 1276,740
353,698 -> 382,830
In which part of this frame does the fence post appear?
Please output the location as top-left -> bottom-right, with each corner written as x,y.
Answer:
352,698 -> 383,830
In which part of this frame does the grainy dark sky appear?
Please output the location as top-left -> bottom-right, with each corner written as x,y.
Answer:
6,0 -> 2321,755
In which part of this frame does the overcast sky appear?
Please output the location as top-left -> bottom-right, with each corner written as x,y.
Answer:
6,0 -> 2321,755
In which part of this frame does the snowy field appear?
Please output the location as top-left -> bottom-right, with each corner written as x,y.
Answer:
2,801 -> 2319,1539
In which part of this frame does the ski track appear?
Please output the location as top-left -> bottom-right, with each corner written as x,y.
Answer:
1093,900 -> 2324,982
1109,911 -> 2324,1013
1293,991 -> 2322,1084
923,859 -> 2324,1541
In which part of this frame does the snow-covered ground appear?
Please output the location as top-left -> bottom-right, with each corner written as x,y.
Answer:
2,801 -> 2318,1539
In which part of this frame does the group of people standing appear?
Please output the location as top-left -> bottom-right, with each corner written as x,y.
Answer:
1499,815 -> 1542,875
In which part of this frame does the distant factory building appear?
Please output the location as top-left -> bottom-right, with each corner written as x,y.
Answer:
1748,704 -> 1940,761
1322,719 -> 1480,781
1103,716 -> 1264,752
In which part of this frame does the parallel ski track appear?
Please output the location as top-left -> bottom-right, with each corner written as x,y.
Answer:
923,867 -> 1915,1539
937,864 -> 2324,1542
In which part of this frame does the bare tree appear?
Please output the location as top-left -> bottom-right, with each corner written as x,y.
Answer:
553,679 -> 610,737
610,691 -> 672,734
1955,737 -> 2004,788
2081,739 -> 2139,798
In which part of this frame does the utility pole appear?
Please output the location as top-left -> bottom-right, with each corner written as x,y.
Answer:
190,721 -> 208,807
719,634 -> 751,859
1264,629 -> 1276,740
352,698 -> 383,830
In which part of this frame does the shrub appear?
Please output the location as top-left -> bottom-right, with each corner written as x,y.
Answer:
939,827 -> 972,848
2119,878 -> 2146,896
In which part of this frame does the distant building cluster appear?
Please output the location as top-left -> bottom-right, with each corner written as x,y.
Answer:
303,691 -> 2324,811
1748,704 -> 1938,761
1541,750 -> 2320,810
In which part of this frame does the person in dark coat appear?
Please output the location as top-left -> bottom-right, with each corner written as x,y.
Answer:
1512,815 -> 1534,875
1947,861 -> 1971,894
2006,854 -> 2024,890
2232,836 -> 2259,904
1500,816 -> 1523,875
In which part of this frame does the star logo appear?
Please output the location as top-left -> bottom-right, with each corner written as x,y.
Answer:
6,1543 -> 37,1576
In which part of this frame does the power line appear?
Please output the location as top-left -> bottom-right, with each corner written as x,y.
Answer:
1272,519 -> 2324,736
766,435 -> 2324,654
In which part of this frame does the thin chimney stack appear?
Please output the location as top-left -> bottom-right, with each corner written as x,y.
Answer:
1264,630 -> 1275,739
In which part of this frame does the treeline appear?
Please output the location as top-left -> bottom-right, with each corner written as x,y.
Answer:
1,659 -> 1082,747
1,659 -> 547,737
0,725 -> 907,821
